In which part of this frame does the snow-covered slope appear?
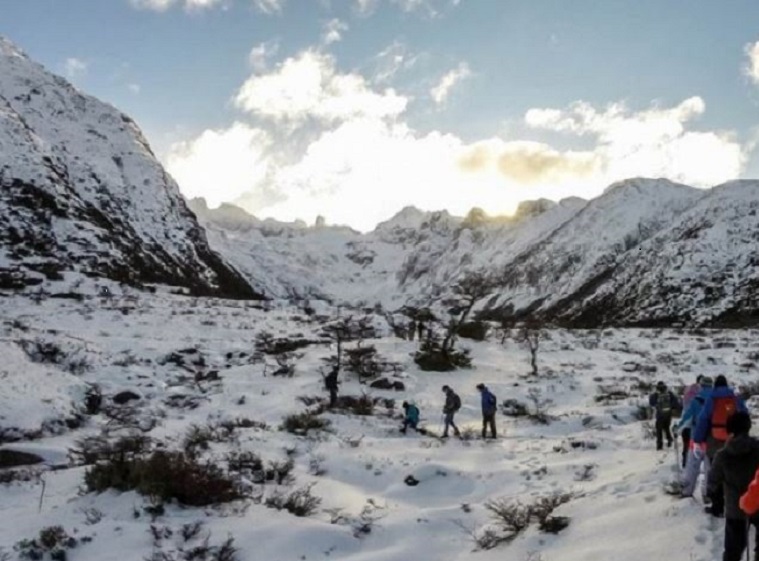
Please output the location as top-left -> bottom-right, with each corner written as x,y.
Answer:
0,37 -> 259,299
487,178 -> 703,319
563,180 -> 759,327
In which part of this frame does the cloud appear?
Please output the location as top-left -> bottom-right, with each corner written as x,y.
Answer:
526,97 -> 744,187
63,58 -> 88,79
252,0 -> 284,14
458,140 -> 601,184
165,122 -> 272,207
430,62 -> 470,105
372,42 -> 419,84
127,83 -> 141,94
354,0 -> 451,17
234,49 -> 408,123
745,40 -> 759,85
322,19 -> 349,45
129,0 -> 175,10
248,41 -> 279,72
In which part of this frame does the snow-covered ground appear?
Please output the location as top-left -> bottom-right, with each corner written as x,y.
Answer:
1,290 -> 757,561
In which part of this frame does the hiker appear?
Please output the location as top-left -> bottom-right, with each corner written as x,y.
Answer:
649,381 -> 680,450
707,411 -> 759,561
675,376 -> 713,497
740,466 -> 759,516
693,374 -> 748,516
400,400 -> 420,434
324,366 -> 340,408
441,385 -> 462,438
476,383 -> 497,439
680,375 -> 705,466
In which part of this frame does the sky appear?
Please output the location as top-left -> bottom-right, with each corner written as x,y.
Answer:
2,0 -> 759,231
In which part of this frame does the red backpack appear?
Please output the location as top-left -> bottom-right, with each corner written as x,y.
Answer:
711,396 -> 738,441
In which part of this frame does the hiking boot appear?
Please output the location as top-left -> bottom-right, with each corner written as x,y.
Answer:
704,506 -> 723,518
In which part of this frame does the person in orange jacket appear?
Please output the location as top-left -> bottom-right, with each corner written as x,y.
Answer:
740,467 -> 759,516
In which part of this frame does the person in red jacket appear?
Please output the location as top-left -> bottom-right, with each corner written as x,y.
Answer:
740,467 -> 759,516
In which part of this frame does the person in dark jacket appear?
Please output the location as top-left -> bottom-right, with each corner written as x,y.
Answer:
476,383 -> 497,439
441,385 -> 461,438
649,381 -> 680,450
324,366 -> 340,408
707,412 -> 759,561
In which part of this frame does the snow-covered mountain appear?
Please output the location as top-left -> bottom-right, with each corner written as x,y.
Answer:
0,37 -> 259,299
560,180 -> 759,327
195,177 -> 759,327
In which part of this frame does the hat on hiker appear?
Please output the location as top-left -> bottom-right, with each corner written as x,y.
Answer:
656,381 -> 666,390
700,376 -> 713,387
715,375 -> 728,387
727,411 -> 751,436
476,383 -> 485,390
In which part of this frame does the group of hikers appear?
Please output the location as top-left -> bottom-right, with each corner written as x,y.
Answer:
400,383 -> 498,438
650,375 -> 759,560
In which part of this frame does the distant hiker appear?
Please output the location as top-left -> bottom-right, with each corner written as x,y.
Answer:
324,366 -> 340,408
408,320 -> 416,341
693,374 -> 748,516
675,376 -> 712,497
680,375 -> 705,466
649,381 -> 680,450
441,385 -> 462,438
400,400 -> 420,434
707,411 -> 759,560
740,466 -> 759,516
476,383 -> 497,439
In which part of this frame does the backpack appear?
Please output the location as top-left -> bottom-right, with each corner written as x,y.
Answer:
453,393 -> 462,411
487,393 -> 496,409
655,390 -> 673,416
711,396 -> 738,441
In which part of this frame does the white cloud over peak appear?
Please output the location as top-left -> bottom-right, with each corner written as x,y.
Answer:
234,50 -> 408,123
745,40 -> 759,85
322,19 -> 349,45
63,57 -> 88,79
166,122 -> 272,207
526,96 -> 743,187
129,0 -> 175,11
430,62 -> 471,105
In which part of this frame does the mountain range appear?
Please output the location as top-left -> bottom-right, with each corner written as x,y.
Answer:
1,36 -> 758,327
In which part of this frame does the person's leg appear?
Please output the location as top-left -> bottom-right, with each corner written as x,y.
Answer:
481,415 -> 487,439
701,454 -> 711,503
723,518 -> 747,561
681,428 -> 691,467
443,412 -> 452,437
489,414 -> 497,438
680,449 -> 699,496
664,416 -> 673,447
451,414 -> 460,436
655,418 -> 664,450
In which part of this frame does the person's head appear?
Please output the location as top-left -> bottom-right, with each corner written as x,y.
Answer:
696,374 -> 704,384
476,383 -> 485,392
656,381 -> 666,392
442,385 -> 450,394
715,375 -> 728,388
402,401 -> 409,410
726,411 -> 752,437
700,376 -> 713,388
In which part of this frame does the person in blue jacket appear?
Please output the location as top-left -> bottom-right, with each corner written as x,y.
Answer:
401,401 -> 420,434
692,374 -> 748,515
675,376 -> 712,497
476,383 -> 497,439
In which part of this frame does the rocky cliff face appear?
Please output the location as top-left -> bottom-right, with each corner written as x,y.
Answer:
0,37 -> 260,299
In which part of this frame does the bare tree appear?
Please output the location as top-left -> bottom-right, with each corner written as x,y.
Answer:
441,270 -> 498,355
517,322 -> 542,376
